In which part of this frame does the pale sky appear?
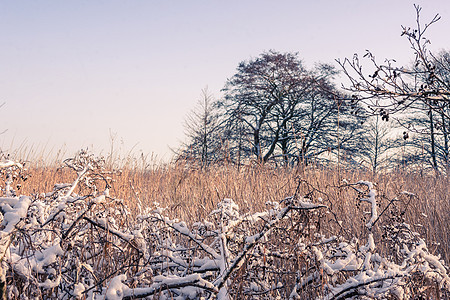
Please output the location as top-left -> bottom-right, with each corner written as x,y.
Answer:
1,0 -> 449,162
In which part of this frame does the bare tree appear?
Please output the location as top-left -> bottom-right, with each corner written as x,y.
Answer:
178,87 -> 221,167
355,115 -> 399,173
337,5 -> 447,114
220,51 -> 364,165
287,66 -> 366,166
337,5 -> 450,172
430,50 -> 450,170
396,96 -> 450,172
220,51 -> 311,164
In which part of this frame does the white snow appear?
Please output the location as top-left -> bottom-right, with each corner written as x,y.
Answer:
73,283 -> 85,298
0,157 -> 448,299
105,274 -> 128,300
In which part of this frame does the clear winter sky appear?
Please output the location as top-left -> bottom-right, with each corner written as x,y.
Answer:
1,0 -> 449,162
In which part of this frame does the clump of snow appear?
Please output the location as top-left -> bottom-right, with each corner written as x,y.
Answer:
73,283 -> 85,298
357,180 -> 378,230
105,275 -> 128,300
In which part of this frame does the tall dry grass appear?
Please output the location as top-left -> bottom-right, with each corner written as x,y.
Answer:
12,159 -> 450,265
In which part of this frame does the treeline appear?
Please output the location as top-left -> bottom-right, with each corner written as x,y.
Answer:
178,5 -> 450,174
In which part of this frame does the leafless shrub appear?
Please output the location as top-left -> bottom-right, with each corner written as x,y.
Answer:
0,152 -> 448,299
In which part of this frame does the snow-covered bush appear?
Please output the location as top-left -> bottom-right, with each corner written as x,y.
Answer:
0,151 -> 448,299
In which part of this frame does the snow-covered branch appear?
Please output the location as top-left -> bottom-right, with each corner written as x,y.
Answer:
0,153 -> 448,299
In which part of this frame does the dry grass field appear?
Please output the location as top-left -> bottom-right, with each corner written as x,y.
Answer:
0,151 -> 448,298
15,158 -> 449,266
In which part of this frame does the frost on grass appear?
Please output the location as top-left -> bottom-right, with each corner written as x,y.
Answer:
0,152 -> 448,299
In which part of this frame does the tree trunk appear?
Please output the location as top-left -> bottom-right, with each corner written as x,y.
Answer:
281,139 -> 288,166
441,110 -> 449,169
373,116 -> 380,174
254,128 -> 262,163
429,109 -> 438,171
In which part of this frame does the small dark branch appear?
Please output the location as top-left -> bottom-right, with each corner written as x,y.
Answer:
213,206 -> 292,290
123,275 -> 218,299
244,283 -> 284,296
369,195 -> 400,229
331,275 -> 402,300
61,202 -> 94,241
156,215 -> 220,259
82,217 -> 141,254
289,271 -> 320,299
